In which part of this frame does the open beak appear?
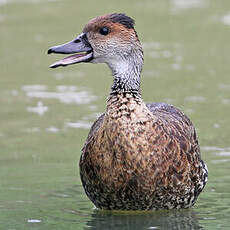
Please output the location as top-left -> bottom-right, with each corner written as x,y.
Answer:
48,33 -> 93,68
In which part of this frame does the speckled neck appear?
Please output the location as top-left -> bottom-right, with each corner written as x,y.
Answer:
106,91 -> 152,124
106,91 -> 144,114
109,42 -> 143,95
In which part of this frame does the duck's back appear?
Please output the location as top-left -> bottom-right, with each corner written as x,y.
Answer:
80,94 -> 208,210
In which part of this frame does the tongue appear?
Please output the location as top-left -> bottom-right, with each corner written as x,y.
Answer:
50,52 -> 93,68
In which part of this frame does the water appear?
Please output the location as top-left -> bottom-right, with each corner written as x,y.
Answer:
0,0 -> 230,229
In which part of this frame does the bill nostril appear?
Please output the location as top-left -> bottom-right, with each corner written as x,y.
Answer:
74,38 -> 81,43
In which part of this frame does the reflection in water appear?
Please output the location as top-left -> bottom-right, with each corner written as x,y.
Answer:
47,186 -> 202,230
201,146 -> 230,163
201,146 -> 230,153
54,71 -> 85,80
22,85 -> 97,105
221,12 -> 230,26
85,209 -> 203,230
217,151 -> 230,157
27,101 -> 48,116
171,0 -> 207,11
65,113 -> 101,129
0,0 -> 7,6
24,127 -> 40,133
218,83 -> 230,90
65,121 -> 92,129
184,96 -> 206,103
143,42 -> 183,61
21,85 -> 47,91
0,14 -> 5,22
46,126 -> 60,133
27,219 -> 42,223
143,41 -> 195,73
222,98 -> 230,105
25,90 -> 95,105
0,0 -> 57,6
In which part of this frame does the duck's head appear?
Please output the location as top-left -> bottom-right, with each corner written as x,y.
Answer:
48,13 -> 143,75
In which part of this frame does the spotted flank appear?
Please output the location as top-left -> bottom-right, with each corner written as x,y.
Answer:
48,13 -> 208,210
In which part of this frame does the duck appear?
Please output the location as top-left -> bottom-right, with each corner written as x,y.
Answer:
48,13 -> 208,210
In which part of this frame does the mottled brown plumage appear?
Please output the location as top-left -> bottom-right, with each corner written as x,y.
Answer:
80,93 -> 207,210
48,13 -> 208,210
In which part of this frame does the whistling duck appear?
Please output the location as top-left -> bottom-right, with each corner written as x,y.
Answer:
48,13 -> 208,210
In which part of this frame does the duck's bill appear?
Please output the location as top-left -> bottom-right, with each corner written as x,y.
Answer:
48,33 -> 93,68
49,51 -> 93,68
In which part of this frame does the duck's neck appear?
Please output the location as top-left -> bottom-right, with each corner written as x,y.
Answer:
108,47 -> 143,96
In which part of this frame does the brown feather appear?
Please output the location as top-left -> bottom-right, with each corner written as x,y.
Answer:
80,92 -> 208,210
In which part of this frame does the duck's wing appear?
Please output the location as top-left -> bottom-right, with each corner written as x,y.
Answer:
146,102 -> 208,192
146,102 -> 192,126
146,102 -> 201,169
83,113 -> 105,147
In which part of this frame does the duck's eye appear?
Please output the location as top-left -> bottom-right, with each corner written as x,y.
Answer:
99,27 -> 109,36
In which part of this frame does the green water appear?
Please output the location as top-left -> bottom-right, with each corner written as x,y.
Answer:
1,0 -> 230,229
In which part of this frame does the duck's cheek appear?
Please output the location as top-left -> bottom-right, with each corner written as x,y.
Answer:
90,58 -> 102,64
90,52 -> 108,64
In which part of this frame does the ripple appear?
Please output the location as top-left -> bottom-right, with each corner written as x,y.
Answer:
218,83 -> 230,90
171,63 -> 181,70
146,50 -> 173,59
24,127 -> 40,133
65,121 -> 92,129
27,219 -> 41,223
26,91 -> 95,104
142,42 -> 161,50
184,108 -> 194,114
8,187 -> 25,191
16,200 -> 32,204
56,85 -> 77,92
201,146 -> 227,152
46,126 -> 60,133
64,112 -> 100,129
86,209 -> 203,230
0,0 -> 57,6
54,71 -> 85,80
0,0 -> 7,5
211,159 -> 230,164
185,64 -> 195,71
221,12 -> 230,26
22,85 -> 96,105
0,14 -> 5,22
21,85 -> 47,91
52,193 -> 69,198
201,146 -> 230,158
11,89 -> 19,96
142,42 -> 193,73
213,123 -> 220,128
171,0 -> 207,12
184,96 -> 206,103
143,70 -> 160,78
222,99 -> 230,105
162,50 -> 172,58
217,151 -> 230,157
27,101 -> 48,116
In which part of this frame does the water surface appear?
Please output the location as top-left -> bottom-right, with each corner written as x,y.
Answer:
1,0 -> 230,229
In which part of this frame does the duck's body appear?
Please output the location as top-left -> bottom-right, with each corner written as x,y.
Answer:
48,13 -> 208,210
80,92 -> 207,210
